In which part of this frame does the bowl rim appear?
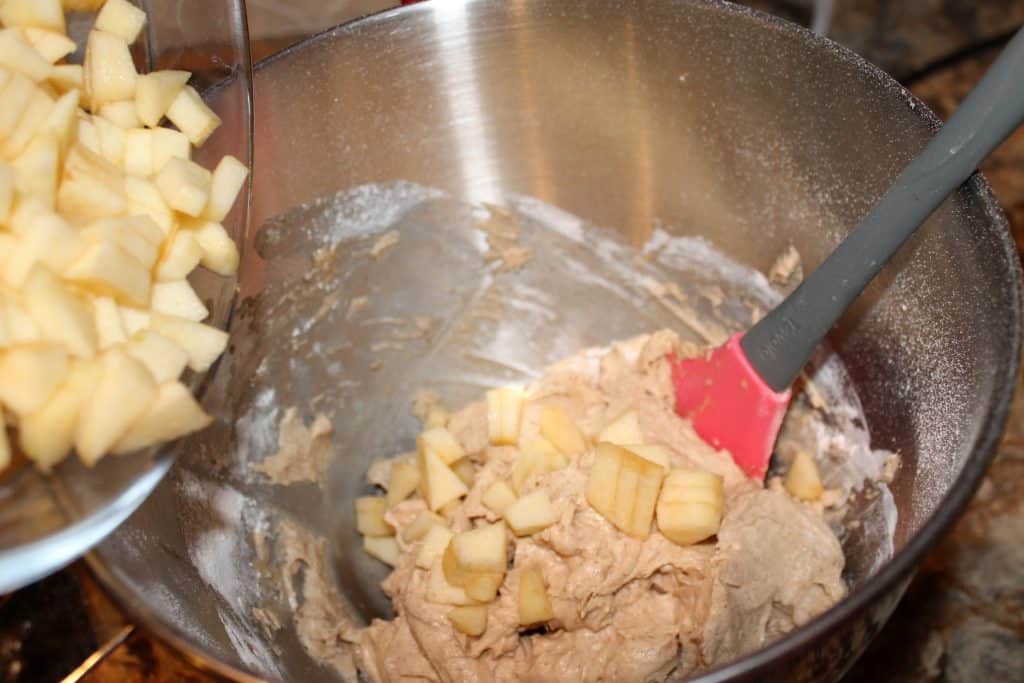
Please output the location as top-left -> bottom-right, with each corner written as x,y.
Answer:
87,0 -> 1023,681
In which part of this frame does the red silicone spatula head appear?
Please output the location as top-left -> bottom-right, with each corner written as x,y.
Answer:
669,333 -> 790,480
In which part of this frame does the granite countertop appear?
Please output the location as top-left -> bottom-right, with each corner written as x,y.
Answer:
1,3 -> 1022,682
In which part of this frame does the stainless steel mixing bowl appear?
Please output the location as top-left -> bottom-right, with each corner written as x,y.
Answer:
86,0 -> 1021,681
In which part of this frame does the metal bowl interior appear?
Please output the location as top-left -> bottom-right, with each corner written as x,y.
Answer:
0,0 -> 253,595
88,1 -> 1020,681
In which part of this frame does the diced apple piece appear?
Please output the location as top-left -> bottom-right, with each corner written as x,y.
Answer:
75,349 -> 156,465
517,568 -> 554,626
0,29 -> 53,82
1,291 -> 39,343
784,451 -> 824,502
448,605 -> 487,637
387,459 -> 420,507
64,241 -> 151,306
118,306 -> 149,335
426,404 -> 449,429
586,442 -> 666,539
464,572 -> 503,603
41,89 -> 79,156
19,359 -> 101,469
11,133 -> 59,207
0,343 -> 68,415
152,128 -> 190,171
597,409 -> 643,446
75,116 -> 99,153
417,426 -> 464,466
625,444 -> 671,469
124,330 -> 188,382
98,100 -> 139,128
451,458 -> 475,487
113,380 -> 211,454
202,154 -> 247,221
486,386 -> 524,445
363,536 -> 399,567
155,157 -> 210,216
355,496 -> 394,537
92,114 -> 125,165
58,144 -> 127,224
94,0 -> 147,44
0,162 -> 12,221
9,198 -> 84,275
23,266 -> 97,359
415,525 -> 453,569
504,490 -> 558,537
403,509 -> 446,543
3,89 -> 53,158
93,296 -> 126,349
134,69 -> 190,128
148,313 -> 227,373
150,280 -> 209,322
539,404 -> 587,456
656,469 -> 724,546
84,30 -> 136,110
122,127 -> 152,175
190,219 -> 238,276
0,0 -> 65,33
451,521 -> 506,574
165,85 -> 220,146
80,217 -> 159,268
22,27 -> 75,64
482,480 -> 517,515
155,230 -> 202,282
426,559 -> 473,606
49,64 -> 83,94
441,541 -> 474,587
417,447 -> 469,511
0,72 -> 35,139
124,176 -> 173,233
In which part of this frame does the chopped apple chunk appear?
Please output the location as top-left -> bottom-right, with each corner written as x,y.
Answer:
481,480 -> 517,515
403,509 -> 446,543
363,536 -> 399,567
355,496 -> 394,537
504,490 -> 558,536
94,0 -> 146,44
387,459 -> 421,507
84,29 -> 136,109
111,380 -> 211,454
426,559 -> 474,606
518,568 -> 554,626
19,359 -> 100,470
0,343 -> 68,415
539,404 -> 587,456
75,349 -> 156,465
785,451 -> 824,502
451,457 -> 476,487
656,469 -> 724,546
585,442 -> 666,539
448,605 -> 488,637
415,525 -> 453,569
486,386 -> 524,445
165,85 -> 221,146
135,70 -> 190,128
451,522 -> 507,574
417,447 -> 468,511
417,426 -> 464,465
597,409 -> 643,446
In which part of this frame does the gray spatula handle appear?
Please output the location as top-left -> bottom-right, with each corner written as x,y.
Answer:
742,27 -> 1024,392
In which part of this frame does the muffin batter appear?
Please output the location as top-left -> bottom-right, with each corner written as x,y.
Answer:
356,330 -> 846,682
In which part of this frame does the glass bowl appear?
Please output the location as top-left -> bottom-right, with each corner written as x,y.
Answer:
0,0 -> 253,594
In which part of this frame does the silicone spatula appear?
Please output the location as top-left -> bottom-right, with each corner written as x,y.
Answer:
669,27 -> 1024,480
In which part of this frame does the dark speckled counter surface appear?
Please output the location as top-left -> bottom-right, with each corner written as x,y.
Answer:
1,2 -> 1022,682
